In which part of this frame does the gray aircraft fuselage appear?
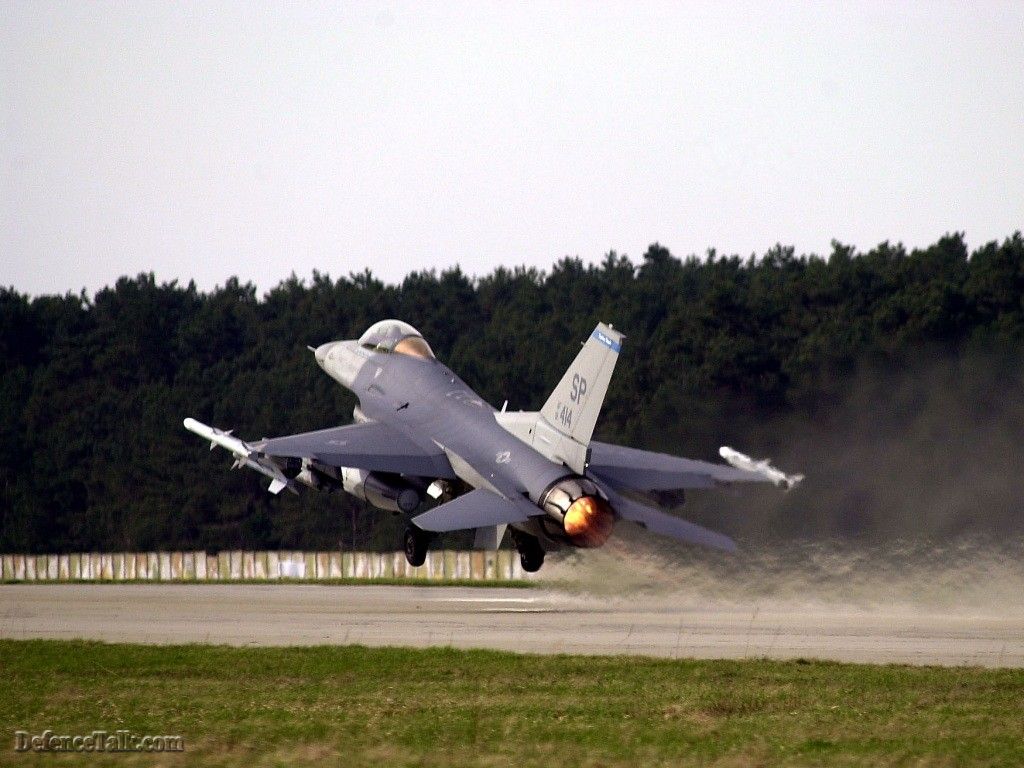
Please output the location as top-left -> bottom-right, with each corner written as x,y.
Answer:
315,340 -> 569,507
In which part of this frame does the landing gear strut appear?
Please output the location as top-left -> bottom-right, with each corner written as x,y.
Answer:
511,530 -> 545,573
403,525 -> 432,567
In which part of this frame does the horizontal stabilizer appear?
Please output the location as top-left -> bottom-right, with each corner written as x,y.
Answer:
619,500 -> 736,552
472,524 -> 507,550
413,489 -> 534,533
596,482 -> 736,553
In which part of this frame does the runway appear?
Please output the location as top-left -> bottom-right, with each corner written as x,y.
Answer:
2,584 -> 1022,666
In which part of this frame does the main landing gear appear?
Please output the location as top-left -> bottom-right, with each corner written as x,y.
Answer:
403,525 -> 433,567
511,530 -> 545,573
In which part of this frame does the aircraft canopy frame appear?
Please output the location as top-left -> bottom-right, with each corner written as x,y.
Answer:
358,319 -> 435,359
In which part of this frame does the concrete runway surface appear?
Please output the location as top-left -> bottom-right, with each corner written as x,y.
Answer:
2,584 -> 1022,667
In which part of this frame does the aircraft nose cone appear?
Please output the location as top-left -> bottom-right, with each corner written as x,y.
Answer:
314,342 -> 336,365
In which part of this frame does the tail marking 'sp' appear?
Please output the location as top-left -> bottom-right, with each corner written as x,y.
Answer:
539,322 -> 624,448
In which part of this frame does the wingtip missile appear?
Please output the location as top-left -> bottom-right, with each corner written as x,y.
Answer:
785,473 -> 806,490
719,445 -> 804,490
184,417 -> 251,459
185,416 -> 301,495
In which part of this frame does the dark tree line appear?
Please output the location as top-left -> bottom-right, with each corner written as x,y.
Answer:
2,233 -> 1023,553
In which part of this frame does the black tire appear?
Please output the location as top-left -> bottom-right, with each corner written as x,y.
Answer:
404,526 -> 429,567
520,547 -> 544,573
511,529 -> 545,573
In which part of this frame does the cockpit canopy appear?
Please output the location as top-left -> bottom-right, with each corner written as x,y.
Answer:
357,320 -> 435,360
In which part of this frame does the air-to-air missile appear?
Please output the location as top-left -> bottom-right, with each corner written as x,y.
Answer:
718,446 -> 804,490
183,417 -> 296,495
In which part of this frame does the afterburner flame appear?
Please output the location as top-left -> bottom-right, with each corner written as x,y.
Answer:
563,495 -> 615,548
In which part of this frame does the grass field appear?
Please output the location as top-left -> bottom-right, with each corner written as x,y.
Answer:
1,640 -> 1022,767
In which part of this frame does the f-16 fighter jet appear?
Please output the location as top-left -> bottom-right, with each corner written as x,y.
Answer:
185,320 -> 802,571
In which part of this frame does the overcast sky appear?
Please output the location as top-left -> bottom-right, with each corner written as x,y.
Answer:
3,2 -> 1022,297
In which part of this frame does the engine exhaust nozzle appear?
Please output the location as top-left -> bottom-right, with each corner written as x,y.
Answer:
539,476 -> 616,548
563,495 -> 616,548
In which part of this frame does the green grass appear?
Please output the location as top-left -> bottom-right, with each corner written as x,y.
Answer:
0,577 -> 534,588
1,640 -> 1022,767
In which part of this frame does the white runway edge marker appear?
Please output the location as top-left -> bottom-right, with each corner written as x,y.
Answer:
430,597 -> 540,603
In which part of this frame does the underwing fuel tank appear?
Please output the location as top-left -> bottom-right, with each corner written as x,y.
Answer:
537,476 -> 615,548
341,467 -> 422,513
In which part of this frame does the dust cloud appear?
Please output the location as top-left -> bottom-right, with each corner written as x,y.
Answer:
551,352 -> 1024,608
542,531 -> 1024,611
690,351 -> 1024,543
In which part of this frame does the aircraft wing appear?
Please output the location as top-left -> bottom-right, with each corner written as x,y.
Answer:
412,488 -> 537,532
587,440 -> 770,491
253,422 -> 456,479
595,479 -> 737,552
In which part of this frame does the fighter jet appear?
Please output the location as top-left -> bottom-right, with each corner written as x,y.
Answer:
184,320 -> 801,571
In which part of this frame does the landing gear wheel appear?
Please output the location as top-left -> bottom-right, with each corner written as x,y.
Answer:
512,531 -> 545,573
404,525 -> 431,567
519,547 -> 545,573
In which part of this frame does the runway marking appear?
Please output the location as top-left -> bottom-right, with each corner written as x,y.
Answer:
430,597 -> 539,604
477,608 -> 558,614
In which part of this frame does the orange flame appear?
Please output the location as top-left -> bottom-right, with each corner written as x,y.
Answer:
563,496 -> 615,548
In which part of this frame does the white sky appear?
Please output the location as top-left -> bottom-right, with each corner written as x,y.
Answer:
2,2 -> 1022,297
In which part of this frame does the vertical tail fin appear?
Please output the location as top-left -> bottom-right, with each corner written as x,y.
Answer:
540,323 -> 624,447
